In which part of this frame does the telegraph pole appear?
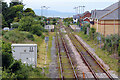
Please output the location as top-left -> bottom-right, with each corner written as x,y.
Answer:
46,7 -> 50,17
82,6 -> 85,13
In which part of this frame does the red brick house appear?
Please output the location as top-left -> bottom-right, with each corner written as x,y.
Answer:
80,11 -> 91,22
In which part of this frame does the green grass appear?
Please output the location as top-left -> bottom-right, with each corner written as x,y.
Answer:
75,31 -> 118,73
35,32 -> 55,77
3,29 -> 35,43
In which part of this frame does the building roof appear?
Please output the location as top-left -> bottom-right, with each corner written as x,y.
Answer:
80,11 -> 91,17
100,8 -> 120,20
73,14 -> 81,19
91,1 -> 120,20
11,44 -> 37,47
73,11 -> 90,19
104,2 -> 119,11
91,10 -> 109,19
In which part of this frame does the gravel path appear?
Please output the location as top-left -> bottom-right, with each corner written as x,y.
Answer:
49,36 -> 59,78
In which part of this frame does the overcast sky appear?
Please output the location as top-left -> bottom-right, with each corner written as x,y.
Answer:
4,0 -> 119,13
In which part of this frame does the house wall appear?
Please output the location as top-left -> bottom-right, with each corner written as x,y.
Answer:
91,20 -> 120,36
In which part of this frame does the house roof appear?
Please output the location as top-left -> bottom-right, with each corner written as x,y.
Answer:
73,14 -> 81,19
80,11 -> 90,17
91,1 -> 120,20
91,10 -> 109,19
73,11 -> 90,19
100,8 -> 120,20
104,2 -> 119,11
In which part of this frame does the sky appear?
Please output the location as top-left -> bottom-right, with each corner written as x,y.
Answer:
4,0 -> 118,12
4,0 -> 119,17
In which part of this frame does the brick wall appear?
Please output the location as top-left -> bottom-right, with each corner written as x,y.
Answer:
90,20 -> 120,36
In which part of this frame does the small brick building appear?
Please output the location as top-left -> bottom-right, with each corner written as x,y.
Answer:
80,11 -> 91,22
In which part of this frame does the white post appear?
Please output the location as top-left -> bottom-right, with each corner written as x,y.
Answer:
97,19 -> 98,32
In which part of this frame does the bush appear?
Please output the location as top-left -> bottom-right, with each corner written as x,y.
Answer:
31,24 -> 44,36
2,30 -> 8,36
18,16 -> 35,31
2,42 -> 14,69
10,60 -> 22,73
89,27 -> 96,40
26,33 -> 34,41
36,30 -> 42,36
118,40 -> 120,56
11,23 -> 19,28
41,35 -> 45,39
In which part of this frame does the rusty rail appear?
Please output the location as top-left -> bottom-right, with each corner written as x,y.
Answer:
59,30 -> 78,79
73,34 -> 114,80
56,31 -> 64,80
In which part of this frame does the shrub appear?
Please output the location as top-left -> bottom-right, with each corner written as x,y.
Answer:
118,40 -> 120,56
26,33 -> 34,41
10,60 -> 22,73
41,35 -> 45,39
89,27 -> 96,40
36,30 -> 42,36
2,42 -> 14,69
2,30 -> 8,36
11,23 -> 19,28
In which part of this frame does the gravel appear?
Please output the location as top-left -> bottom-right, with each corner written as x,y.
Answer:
49,36 -> 59,78
65,34 -> 94,78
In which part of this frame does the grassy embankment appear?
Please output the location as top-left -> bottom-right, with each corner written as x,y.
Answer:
75,31 -> 118,73
2,30 -> 45,78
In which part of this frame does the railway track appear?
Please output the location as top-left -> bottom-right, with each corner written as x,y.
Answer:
55,27 -> 78,79
64,26 -> 114,80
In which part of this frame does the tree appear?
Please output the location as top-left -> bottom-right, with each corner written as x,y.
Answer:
24,8 -> 35,14
23,8 -> 35,16
4,4 -> 24,27
31,24 -> 43,36
2,2 -> 8,17
10,0 -> 23,7
18,16 -> 35,31
2,15 -> 8,28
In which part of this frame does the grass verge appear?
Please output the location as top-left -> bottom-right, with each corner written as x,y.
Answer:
35,32 -> 55,77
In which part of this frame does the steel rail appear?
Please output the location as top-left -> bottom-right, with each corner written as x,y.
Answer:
68,33 -> 99,80
65,26 -> 114,80
56,32 -> 64,80
72,34 -> 114,80
59,30 -> 78,80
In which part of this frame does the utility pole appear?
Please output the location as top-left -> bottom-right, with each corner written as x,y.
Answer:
46,7 -> 50,18
82,6 -> 85,13
41,6 -> 46,16
78,6 -> 81,14
73,7 -> 77,14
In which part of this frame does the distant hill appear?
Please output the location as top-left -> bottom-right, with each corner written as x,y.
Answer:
34,9 -> 75,18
